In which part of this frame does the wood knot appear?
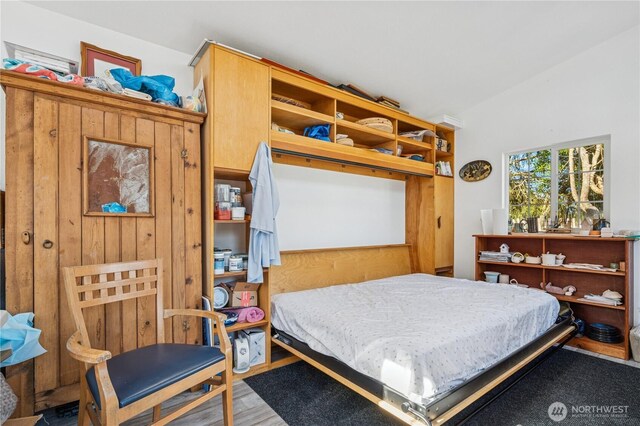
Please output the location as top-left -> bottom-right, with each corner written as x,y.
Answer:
187,128 -> 194,133
185,277 -> 193,285
145,321 -> 151,326
147,233 -> 152,237
192,242 -> 202,248
187,208 -> 194,214
49,129 -> 57,137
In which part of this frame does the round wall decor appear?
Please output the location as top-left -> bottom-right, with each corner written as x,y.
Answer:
459,160 -> 492,182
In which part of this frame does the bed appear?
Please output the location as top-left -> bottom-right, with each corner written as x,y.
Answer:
272,273 -> 560,404
269,245 -> 576,425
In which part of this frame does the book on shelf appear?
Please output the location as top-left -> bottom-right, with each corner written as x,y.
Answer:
376,95 -> 400,107
337,84 -> 376,102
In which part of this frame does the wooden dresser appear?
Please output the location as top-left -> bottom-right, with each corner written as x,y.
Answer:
1,70 -> 206,415
475,234 -> 635,359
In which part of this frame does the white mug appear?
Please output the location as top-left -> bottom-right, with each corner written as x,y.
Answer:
499,274 -> 510,284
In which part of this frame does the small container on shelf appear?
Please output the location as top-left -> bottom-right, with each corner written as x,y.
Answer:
215,202 -> 231,220
214,252 -> 225,275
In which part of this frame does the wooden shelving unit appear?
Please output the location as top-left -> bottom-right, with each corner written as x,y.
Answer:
195,42 -> 456,380
474,234 -> 635,359
269,68 -> 437,177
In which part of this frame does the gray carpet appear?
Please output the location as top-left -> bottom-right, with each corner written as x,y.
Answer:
245,349 -> 640,425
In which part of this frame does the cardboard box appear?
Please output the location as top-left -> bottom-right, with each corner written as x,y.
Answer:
435,137 -> 449,152
241,328 -> 266,366
230,282 -> 259,307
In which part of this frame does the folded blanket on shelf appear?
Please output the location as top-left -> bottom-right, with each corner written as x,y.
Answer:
223,307 -> 265,323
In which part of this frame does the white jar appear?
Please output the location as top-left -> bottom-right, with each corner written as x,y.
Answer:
214,252 -> 225,275
229,255 -> 243,272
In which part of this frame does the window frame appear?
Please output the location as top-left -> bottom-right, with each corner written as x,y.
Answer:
504,135 -> 610,226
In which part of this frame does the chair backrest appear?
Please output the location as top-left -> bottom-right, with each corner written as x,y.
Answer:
63,259 -> 165,348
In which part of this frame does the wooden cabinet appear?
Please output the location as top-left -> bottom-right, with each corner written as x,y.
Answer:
474,234 -> 634,359
195,44 -> 273,380
435,175 -> 454,271
197,45 -> 270,174
1,71 -> 205,415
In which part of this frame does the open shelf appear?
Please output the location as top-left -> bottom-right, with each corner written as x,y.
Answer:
214,270 -> 247,278
214,219 -> 249,224
527,287 -> 626,311
271,100 -> 334,129
567,335 -> 627,359
336,119 -> 395,147
397,136 -> 432,154
271,130 -> 433,176
435,150 -> 454,157
477,260 -> 625,276
225,319 -> 269,333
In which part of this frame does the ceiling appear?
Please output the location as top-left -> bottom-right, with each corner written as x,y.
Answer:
29,1 -> 640,118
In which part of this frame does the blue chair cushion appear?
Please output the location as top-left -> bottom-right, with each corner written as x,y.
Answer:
86,343 -> 224,409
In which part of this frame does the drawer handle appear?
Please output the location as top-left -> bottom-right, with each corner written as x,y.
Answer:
42,240 -> 54,249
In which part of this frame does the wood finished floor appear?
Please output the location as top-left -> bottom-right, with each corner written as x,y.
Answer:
39,380 -> 286,426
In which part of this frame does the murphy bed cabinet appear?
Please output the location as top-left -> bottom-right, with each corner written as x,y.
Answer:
194,43 -> 456,378
475,234 -> 635,359
1,70 -> 206,416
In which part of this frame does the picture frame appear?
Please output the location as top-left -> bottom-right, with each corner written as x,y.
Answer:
80,41 -> 142,77
83,136 -> 154,217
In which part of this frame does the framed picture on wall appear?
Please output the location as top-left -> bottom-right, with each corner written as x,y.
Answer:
80,41 -> 142,77
83,136 -> 154,217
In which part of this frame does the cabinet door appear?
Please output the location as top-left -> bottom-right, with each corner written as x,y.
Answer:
213,48 -> 270,172
434,176 -> 454,270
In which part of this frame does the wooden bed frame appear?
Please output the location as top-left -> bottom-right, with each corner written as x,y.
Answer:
269,244 -> 577,425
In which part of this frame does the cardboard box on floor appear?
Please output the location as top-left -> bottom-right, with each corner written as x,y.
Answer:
230,282 -> 259,307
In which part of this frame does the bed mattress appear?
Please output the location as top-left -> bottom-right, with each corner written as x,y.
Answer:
271,273 -> 559,404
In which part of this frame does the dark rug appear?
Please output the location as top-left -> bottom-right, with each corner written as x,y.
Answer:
245,349 -> 640,425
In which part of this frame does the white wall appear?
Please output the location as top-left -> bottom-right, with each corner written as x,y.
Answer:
0,1 -> 195,190
455,26 -> 640,325
274,164 -> 405,250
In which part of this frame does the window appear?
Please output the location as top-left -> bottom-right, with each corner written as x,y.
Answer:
507,137 -> 608,230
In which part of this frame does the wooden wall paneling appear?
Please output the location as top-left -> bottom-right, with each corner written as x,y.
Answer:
211,48 -> 270,172
33,95 -> 60,394
183,122 -> 202,344
5,87 -> 35,417
135,118 -> 157,347
119,114 -> 138,352
170,125 -> 187,343
57,102 -> 82,387
405,176 -> 435,273
80,108 -> 106,351
154,121 -> 173,342
103,112 -> 123,356
270,245 -> 412,295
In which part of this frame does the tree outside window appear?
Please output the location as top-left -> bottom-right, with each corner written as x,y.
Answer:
507,139 -> 607,231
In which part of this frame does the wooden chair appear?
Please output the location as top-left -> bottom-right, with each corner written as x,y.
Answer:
63,259 -> 233,426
